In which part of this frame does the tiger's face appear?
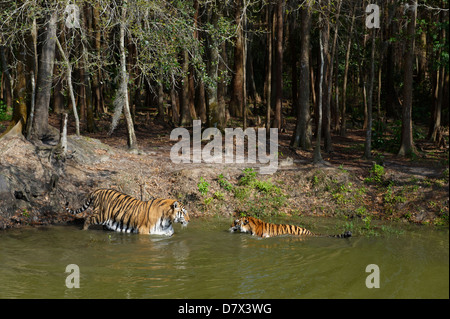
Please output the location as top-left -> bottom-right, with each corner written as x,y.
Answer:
229,217 -> 252,234
172,201 -> 190,227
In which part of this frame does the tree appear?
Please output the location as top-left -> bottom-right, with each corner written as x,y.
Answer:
398,1 -> 418,157
230,0 -> 245,118
364,25 -> 377,159
55,37 -> 80,136
291,1 -> 312,150
321,0 -> 332,153
340,3 -> 356,137
272,0 -> 284,130
32,9 -> 57,141
313,2 -> 326,164
118,0 -> 137,150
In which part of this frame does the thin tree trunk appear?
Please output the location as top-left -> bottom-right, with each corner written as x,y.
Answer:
25,71 -> 36,140
180,49 -> 192,126
119,0 -> 137,150
328,0 -> 341,133
364,28 -> 376,159
170,85 -> 180,125
340,6 -> 355,136
230,0 -> 244,118
272,0 -> 284,130
265,5 -> 273,130
156,79 -> 165,121
56,37 -> 80,136
428,9 -> 446,142
322,0 -> 332,152
398,1 -> 417,156
313,9 -> 325,164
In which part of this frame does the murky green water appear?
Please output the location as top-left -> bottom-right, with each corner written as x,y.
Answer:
0,217 -> 448,299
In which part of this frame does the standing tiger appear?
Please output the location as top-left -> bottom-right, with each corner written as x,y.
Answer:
65,188 -> 189,236
229,216 -> 351,239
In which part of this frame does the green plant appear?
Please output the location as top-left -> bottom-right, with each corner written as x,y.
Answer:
204,197 -> 213,205
213,191 -> 224,200
234,186 -> 250,201
0,99 -> 12,122
364,163 -> 385,184
21,209 -> 30,219
239,168 -> 257,186
217,174 -> 234,191
355,206 -> 367,216
362,216 -> 372,230
197,177 -> 210,196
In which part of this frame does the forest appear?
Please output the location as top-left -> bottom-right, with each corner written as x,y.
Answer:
0,0 -> 449,227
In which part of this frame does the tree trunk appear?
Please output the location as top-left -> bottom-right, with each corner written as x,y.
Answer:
272,0 -> 284,130
322,0 -> 332,153
398,2 -> 417,157
170,85 -> 180,125
264,5 -> 273,130
230,0 -> 244,118
289,14 -> 299,117
56,37 -> 80,136
340,7 -> 355,136
2,44 -> 28,138
313,22 -> 325,164
156,79 -> 165,121
92,3 -> 104,115
291,2 -> 312,150
328,0 -> 341,132
179,49 -> 192,126
216,41 -> 227,129
32,10 -> 57,140
119,0 -> 137,150
364,28 -> 376,159
428,9 -> 446,142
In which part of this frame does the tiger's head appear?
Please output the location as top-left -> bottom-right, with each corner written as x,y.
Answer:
229,216 -> 254,234
172,201 -> 190,227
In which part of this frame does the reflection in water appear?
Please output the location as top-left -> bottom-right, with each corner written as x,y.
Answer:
0,218 -> 448,298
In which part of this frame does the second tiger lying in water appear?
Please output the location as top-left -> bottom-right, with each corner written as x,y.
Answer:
229,216 -> 351,238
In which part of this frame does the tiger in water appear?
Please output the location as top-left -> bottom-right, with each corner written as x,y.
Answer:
229,216 -> 351,238
66,188 -> 189,236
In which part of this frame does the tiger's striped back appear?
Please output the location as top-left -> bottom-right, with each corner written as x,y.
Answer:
229,216 -> 351,239
65,189 -> 189,236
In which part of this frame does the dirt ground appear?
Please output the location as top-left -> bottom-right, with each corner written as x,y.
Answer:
0,112 -> 448,229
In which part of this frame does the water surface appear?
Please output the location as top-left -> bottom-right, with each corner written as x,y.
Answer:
0,217 -> 448,298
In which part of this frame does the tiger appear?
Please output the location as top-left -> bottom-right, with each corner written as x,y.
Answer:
65,188 -> 189,236
229,216 -> 351,239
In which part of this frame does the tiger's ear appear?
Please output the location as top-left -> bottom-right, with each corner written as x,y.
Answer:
173,201 -> 179,209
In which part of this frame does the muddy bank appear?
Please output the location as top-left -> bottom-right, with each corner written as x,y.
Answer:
0,133 -> 448,230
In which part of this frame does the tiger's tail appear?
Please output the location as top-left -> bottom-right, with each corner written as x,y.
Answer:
66,195 -> 93,215
328,231 -> 352,238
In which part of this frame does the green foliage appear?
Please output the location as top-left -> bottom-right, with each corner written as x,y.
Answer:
197,177 -> 210,196
0,100 -> 11,122
217,174 -> 234,191
238,168 -> 257,186
234,168 -> 287,218
364,163 -> 385,185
